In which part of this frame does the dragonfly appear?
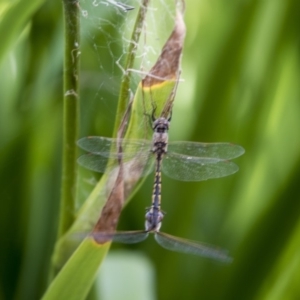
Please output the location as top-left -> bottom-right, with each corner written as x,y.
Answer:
77,115 -> 245,182
88,205 -> 232,262
78,114 -> 243,261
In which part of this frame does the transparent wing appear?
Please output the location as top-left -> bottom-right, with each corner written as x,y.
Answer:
77,136 -> 152,158
77,136 -> 154,176
77,152 -> 154,177
154,232 -> 232,263
168,142 -> 245,159
90,230 -> 149,244
162,153 -> 239,181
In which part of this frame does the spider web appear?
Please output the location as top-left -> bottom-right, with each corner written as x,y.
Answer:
78,0 -> 178,128
76,0 -> 178,205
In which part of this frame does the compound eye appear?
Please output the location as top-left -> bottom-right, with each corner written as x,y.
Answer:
158,212 -> 164,222
145,211 -> 153,222
145,213 -> 153,231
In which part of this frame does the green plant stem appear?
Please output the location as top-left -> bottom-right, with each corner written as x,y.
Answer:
113,0 -> 149,137
58,0 -> 80,238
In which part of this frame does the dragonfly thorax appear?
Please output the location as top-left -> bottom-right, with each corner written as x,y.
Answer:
152,117 -> 169,155
145,207 -> 164,232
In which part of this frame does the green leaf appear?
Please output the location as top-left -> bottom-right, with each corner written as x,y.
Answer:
43,239 -> 110,300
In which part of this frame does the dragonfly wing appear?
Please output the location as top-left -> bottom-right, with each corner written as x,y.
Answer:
77,136 -> 152,159
78,152 -> 154,176
168,142 -> 245,159
162,153 -> 239,181
90,231 -> 149,244
77,153 -> 110,173
155,232 -> 232,263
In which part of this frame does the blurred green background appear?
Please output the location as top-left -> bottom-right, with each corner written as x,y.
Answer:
1,0 -> 300,299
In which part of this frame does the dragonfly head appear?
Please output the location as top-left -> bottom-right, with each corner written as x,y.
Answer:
145,208 -> 164,232
152,117 -> 170,133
